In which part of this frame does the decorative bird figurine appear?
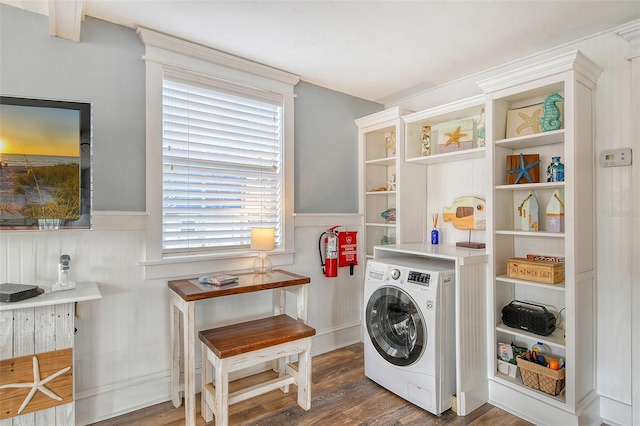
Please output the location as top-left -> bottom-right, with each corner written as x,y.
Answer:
443,196 -> 486,230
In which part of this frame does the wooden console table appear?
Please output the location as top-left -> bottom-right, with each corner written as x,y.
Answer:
168,269 -> 311,426
0,282 -> 102,425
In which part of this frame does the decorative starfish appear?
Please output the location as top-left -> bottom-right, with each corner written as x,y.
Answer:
507,153 -> 541,184
0,355 -> 71,414
516,109 -> 542,134
444,126 -> 467,147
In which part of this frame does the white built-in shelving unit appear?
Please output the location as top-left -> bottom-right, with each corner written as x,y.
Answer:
356,107 -> 424,258
480,50 -> 602,424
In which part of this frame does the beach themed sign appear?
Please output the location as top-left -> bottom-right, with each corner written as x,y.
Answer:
507,153 -> 540,184
443,196 -> 486,230
518,191 -> 539,231
443,195 -> 486,248
546,190 -> 565,232
437,118 -> 474,154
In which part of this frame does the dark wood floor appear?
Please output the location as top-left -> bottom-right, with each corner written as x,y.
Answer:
92,343 -> 531,425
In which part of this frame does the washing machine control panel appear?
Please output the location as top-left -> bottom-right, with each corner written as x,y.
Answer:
407,270 -> 431,287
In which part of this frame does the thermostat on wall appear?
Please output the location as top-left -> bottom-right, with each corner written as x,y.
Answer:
600,148 -> 632,167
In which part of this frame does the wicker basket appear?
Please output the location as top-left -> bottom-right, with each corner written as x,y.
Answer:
516,357 -> 565,396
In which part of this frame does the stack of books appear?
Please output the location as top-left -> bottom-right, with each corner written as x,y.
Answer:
198,275 -> 239,287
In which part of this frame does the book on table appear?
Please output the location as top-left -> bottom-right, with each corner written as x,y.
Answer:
199,275 -> 239,287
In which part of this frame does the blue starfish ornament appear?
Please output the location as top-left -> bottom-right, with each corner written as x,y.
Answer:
507,153 -> 540,184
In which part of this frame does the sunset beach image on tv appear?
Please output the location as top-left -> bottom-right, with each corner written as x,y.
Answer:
0,98 -> 85,228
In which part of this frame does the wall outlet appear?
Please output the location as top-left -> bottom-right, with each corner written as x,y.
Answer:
600,148 -> 632,167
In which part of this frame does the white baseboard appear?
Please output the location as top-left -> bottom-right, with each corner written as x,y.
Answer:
75,371 -> 170,425
457,379 -> 488,416
75,323 -> 363,425
488,379 -> 602,426
311,321 -> 363,356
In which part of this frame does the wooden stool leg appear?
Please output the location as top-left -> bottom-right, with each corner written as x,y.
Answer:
279,356 -> 290,393
200,343 -> 213,422
297,340 -> 312,410
214,358 -> 230,426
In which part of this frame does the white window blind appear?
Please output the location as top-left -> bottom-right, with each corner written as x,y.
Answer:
162,76 -> 282,254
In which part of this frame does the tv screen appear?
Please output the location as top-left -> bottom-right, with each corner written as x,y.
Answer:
0,96 -> 92,229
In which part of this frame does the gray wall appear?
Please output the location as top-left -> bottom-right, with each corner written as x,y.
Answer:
0,5 -> 146,211
0,4 -> 382,214
294,82 -> 382,213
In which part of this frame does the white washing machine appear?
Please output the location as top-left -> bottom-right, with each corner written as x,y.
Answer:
364,256 -> 456,416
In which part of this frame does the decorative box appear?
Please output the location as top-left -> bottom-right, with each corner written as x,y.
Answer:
526,254 -> 564,263
507,257 -> 563,284
506,102 -> 564,139
507,154 -> 540,184
526,253 -> 565,280
437,118 -> 474,154
506,103 -> 543,138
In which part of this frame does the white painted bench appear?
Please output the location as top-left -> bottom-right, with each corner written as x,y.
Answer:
198,314 -> 316,426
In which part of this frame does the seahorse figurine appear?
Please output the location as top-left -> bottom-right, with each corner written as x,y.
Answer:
540,93 -> 564,132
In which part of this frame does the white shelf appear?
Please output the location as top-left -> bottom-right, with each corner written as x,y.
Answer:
406,147 -> 486,164
496,274 -> 565,291
374,242 -> 488,265
492,373 -> 566,406
495,129 -> 564,150
365,190 -> 396,195
495,181 -> 565,191
0,282 -> 102,311
495,230 -> 565,238
496,322 -> 566,350
365,156 -> 396,166
366,222 -> 396,228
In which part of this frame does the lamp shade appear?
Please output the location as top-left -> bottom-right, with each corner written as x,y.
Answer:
251,227 -> 275,251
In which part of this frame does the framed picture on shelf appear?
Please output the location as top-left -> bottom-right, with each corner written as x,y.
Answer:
437,118 -> 474,154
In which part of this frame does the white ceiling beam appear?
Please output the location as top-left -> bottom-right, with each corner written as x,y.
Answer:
48,0 -> 85,42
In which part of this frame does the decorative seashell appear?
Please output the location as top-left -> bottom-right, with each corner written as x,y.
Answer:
380,207 -> 396,223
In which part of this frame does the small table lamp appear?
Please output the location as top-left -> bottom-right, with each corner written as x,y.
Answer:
251,227 -> 275,274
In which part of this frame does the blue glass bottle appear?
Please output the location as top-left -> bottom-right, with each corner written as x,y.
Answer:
547,156 -> 565,182
431,228 -> 439,244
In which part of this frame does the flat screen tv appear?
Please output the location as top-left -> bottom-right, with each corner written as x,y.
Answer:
0,96 -> 92,229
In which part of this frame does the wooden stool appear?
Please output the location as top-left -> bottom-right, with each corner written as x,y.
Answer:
198,314 -> 316,426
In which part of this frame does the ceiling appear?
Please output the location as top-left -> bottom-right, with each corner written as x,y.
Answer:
4,1 -> 640,103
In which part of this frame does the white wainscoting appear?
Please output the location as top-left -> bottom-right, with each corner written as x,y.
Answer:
0,212 -> 364,424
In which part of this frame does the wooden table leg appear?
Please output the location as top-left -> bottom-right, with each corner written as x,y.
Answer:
296,285 -> 308,322
182,300 -> 196,426
169,291 -> 182,408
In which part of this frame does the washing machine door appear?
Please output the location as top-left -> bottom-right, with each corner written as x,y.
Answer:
365,285 -> 426,366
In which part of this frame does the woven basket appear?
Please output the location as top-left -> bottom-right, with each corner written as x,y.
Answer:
516,357 -> 565,396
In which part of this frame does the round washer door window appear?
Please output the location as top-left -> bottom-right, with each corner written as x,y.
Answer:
366,285 -> 426,366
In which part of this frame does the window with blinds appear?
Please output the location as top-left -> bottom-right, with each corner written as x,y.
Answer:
162,76 -> 282,255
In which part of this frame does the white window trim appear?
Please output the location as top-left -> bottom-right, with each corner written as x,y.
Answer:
137,27 -> 299,279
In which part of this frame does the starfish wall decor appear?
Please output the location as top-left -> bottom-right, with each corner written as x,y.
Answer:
436,117 -> 474,154
444,126 -> 466,147
507,153 -> 541,184
516,109 -> 542,134
0,354 -> 71,415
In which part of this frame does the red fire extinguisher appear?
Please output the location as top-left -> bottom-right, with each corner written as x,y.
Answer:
319,226 -> 339,277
